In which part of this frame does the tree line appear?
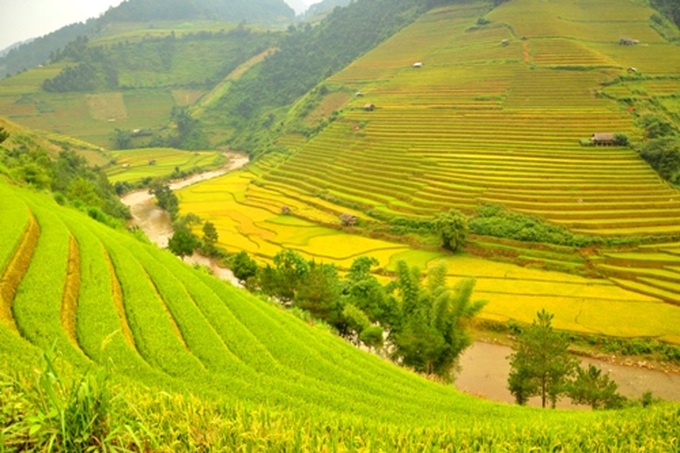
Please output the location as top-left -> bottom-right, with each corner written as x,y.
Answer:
0,128 -> 130,223
229,249 -> 486,379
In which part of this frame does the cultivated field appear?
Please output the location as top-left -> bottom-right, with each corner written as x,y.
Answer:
177,0 -> 680,328
1,177 -> 678,449
106,147 -> 223,183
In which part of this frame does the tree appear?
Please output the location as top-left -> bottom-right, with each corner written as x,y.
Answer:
202,221 -> 219,249
294,262 -> 343,326
390,261 -> 485,378
168,228 -> 197,260
434,210 -> 468,251
230,251 -> 258,283
508,310 -> 578,408
149,180 -> 179,219
0,127 -> 8,145
568,365 -> 625,410
112,128 -> 132,149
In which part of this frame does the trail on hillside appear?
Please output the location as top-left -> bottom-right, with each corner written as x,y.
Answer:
121,152 -> 249,287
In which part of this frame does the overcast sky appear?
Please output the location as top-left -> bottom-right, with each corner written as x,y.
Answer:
0,0 -> 314,51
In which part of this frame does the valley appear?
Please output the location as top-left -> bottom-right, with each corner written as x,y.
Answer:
1,0 -> 680,449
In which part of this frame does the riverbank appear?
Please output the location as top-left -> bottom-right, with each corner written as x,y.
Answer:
456,341 -> 680,408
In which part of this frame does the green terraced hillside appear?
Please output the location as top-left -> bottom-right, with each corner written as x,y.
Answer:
0,176 -> 679,450
180,0 -> 680,316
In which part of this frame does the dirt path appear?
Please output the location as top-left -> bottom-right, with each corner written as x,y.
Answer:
121,152 -> 248,287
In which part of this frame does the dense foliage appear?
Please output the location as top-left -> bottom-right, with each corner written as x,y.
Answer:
232,248 -> 483,379
652,0 -> 680,28
43,29 -> 273,94
637,114 -> 680,185
0,133 -> 129,221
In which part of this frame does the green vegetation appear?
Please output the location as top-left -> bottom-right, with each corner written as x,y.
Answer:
508,310 -> 579,407
212,0 -> 431,155
434,210 -> 468,251
508,310 -> 627,410
0,177 -> 679,450
0,129 -> 129,221
0,0 -> 293,77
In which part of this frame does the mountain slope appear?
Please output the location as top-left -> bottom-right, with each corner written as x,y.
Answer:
178,0 -> 680,331
0,0 -> 294,76
0,176 -> 679,449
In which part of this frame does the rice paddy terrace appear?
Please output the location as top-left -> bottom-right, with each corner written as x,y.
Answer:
0,177 -> 679,449
178,0 -> 680,334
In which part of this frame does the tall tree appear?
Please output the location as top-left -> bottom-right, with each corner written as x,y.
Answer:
508,310 -> 578,408
149,180 -> 179,219
434,210 -> 468,251
202,221 -> 219,248
568,365 -> 625,410
168,228 -> 197,260
390,261 -> 485,378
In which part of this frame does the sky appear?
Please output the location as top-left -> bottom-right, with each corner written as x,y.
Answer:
0,0 -> 314,52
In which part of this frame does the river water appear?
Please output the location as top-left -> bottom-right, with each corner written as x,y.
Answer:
120,153 -> 680,407
456,342 -> 680,408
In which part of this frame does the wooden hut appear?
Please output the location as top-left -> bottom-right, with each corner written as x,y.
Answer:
591,133 -> 616,146
340,213 -> 358,227
363,103 -> 376,112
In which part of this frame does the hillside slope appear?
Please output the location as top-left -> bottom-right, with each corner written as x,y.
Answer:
0,0 -> 294,76
0,176 -> 678,449
0,24 -> 275,148
181,0 -> 680,318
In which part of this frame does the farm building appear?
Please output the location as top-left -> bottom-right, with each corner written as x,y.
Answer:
412,62 -> 423,68
619,38 -> 639,46
591,133 -> 616,146
340,213 -> 358,227
363,103 -> 376,111
501,39 -> 510,46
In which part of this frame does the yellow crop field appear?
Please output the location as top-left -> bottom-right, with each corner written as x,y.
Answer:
176,0 -> 680,340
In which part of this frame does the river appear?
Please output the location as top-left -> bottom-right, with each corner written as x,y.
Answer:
456,342 -> 680,408
121,153 -> 680,407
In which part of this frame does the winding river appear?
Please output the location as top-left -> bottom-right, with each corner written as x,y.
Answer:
121,153 -> 680,408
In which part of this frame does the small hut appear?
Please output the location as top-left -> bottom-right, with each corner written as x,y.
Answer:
627,67 -> 638,74
281,206 -> 291,215
355,91 -> 364,97
412,62 -> 423,68
591,133 -> 616,146
363,103 -> 376,112
619,38 -> 639,46
501,39 -> 510,47
148,159 -> 157,165
340,213 -> 358,227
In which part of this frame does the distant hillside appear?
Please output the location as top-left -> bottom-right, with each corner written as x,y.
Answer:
0,0 -> 294,77
303,0 -> 352,20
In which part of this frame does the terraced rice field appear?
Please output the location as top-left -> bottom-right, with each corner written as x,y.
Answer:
179,170 -> 680,342
179,0 -> 680,315
106,147 -> 223,183
1,178 -> 680,449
